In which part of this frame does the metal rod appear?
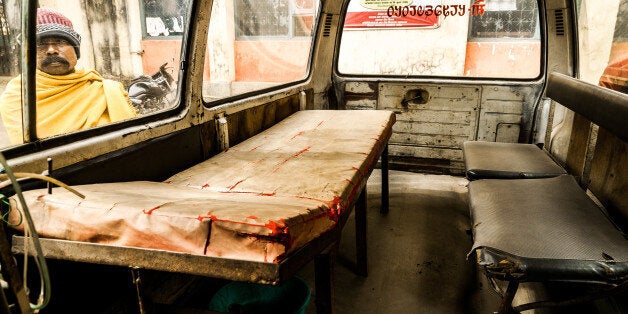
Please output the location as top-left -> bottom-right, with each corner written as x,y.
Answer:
513,281 -> 628,312
381,145 -> 389,215
499,281 -> 519,314
314,252 -> 334,314
47,158 -> 52,194
131,268 -> 146,314
215,113 -> 229,151
21,0 -> 37,143
0,286 -> 12,314
299,90 -> 307,111
0,222 -> 32,313
355,188 -> 367,277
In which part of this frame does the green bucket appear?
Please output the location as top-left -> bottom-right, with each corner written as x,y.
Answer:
208,276 -> 311,314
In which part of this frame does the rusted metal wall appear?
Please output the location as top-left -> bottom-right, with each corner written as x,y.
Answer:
588,128 -> 628,227
343,81 -> 537,174
226,94 -> 300,147
378,83 -> 479,174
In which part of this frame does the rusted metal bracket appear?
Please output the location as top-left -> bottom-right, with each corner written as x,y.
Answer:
215,113 -> 229,151
131,267 -> 146,314
300,91 -> 307,111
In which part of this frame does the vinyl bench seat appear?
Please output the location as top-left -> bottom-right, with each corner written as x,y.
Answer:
465,73 -> 628,313
469,175 -> 628,284
463,141 -> 566,181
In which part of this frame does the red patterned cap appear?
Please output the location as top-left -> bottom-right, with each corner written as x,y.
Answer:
36,8 -> 81,57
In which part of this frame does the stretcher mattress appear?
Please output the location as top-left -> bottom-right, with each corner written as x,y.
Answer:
9,110 -> 395,263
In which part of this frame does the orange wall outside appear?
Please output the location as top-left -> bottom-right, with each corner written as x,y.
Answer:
141,40 -> 311,82
608,41 -> 628,65
599,41 -> 628,90
464,42 -> 541,78
140,40 -> 182,75
140,39 -> 542,82
234,41 -> 311,82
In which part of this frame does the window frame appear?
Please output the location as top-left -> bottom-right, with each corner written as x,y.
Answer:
0,1 -> 192,153
202,0 -> 322,108
334,0 -> 546,82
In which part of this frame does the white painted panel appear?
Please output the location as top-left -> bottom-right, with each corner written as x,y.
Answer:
346,100 -> 377,110
345,82 -> 376,93
392,121 -> 471,138
379,83 -> 480,163
388,144 -> 466,173
389,144 -> 463,161
390,133 -> 466,148
496,123 -> 521,142
477,85 -> 527,142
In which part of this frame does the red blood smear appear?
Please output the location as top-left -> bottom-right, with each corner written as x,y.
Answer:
143,205 -> 161,214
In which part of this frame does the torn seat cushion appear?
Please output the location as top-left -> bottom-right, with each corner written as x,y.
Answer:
469,175 -> 628,283
463,141 -> 566,180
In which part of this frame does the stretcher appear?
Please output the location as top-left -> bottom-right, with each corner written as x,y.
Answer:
9,110 -> 396,311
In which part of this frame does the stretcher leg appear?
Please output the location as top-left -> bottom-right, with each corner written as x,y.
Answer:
381,145 -> 389,215
355,188 -> 368,277
314,251 -> 334,314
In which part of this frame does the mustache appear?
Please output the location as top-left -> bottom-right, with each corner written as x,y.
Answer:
41,55 -> 69,68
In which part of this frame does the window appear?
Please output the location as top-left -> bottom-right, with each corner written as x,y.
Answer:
594,0 -> 627,93
469,0 -> 539,39
142,0 -> 187,38
235,0 -> 316,38
202,0 -> 320,103
0,0 -> 17,76
337,0 -> 541,78
0,0 -> 188,148
235,0 -> 289,37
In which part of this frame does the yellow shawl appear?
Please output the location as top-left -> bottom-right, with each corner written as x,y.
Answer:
0,69 -> 137,144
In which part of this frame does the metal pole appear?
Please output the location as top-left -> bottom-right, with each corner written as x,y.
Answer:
355,188 -> 367,277
380,145 -> 389,215
47,157 -> 52,194
0,222 -> 32,313
20,0 -> 37,142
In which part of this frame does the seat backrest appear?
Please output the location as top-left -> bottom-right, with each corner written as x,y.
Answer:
546,72 -> 628,230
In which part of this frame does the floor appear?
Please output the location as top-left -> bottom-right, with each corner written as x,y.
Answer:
298,170 -> 502,313
297,170 -> 627,314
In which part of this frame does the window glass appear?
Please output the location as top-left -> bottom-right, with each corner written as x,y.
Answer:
580,0 -> 627,93
469,0 -> 538,39
338,0 -> 541,78
202,0 -> 320,103
143,0 -> 187,38
0,0 -> 187,148
0,0 -> 19,148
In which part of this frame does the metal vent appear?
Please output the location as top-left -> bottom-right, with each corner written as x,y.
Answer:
554,9 -> 565,36
322,13 -> 333,37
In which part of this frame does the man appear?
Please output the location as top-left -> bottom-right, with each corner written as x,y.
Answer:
0,8 -> 136,145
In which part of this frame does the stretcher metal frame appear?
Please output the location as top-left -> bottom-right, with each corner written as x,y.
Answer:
12,146 -> 390,313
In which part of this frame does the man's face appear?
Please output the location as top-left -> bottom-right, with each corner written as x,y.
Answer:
36,37 -> 78,75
